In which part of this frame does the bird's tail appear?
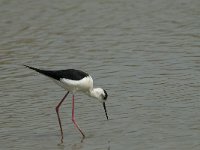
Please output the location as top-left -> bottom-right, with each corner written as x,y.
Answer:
24,65 -> 50,77
24,65 -> 42,73
24,65 -> 60,80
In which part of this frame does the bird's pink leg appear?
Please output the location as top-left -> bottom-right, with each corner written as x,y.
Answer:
72,95 -> 85,138
55,92 -> 69,143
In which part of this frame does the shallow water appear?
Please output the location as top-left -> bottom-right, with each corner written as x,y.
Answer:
1,0 -> 200,149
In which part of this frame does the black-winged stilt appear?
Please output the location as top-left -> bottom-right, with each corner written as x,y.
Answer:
24,65 -> 108,143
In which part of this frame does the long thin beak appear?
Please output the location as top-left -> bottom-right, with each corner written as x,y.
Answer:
103,102 -> 108,120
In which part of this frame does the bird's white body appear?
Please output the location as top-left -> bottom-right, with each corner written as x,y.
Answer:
60,75 -> 93,93
53,76 -> 106,103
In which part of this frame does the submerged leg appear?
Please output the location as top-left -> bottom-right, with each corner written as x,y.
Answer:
72,95 -> 85,138
55,91 -> 69,143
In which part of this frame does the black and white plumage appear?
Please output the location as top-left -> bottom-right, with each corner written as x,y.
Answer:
24,65 -> 108,143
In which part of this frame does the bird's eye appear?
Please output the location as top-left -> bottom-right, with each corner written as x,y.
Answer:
103,89 -> 108,100
101,94 -> 107,100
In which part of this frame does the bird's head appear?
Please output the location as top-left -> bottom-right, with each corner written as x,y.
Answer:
90,88 -> 108,120
91,88 -> 108,102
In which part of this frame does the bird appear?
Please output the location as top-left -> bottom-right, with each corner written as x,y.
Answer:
24,65 -> 108,143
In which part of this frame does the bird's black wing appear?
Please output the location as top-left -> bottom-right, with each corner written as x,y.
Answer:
24,65 -> 89,81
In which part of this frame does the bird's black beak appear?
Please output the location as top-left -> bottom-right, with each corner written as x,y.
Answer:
103,102 -> 108,120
